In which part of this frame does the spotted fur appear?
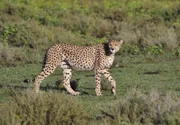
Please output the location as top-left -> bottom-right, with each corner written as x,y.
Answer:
34,40 -> 123,96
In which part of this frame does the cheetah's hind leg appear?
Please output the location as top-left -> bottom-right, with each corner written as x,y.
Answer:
63,69 -> 80,95
34,64 -> 57,92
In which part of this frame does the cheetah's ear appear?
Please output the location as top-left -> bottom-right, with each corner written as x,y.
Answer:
107,39 -> 111,43
119,40 -> 123,45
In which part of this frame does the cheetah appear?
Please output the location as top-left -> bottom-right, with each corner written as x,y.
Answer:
34,40 -> 123,96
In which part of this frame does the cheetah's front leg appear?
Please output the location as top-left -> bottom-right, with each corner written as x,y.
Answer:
102,69 -> 116,95
63,69 -> 80,95
95,70 -> 102,96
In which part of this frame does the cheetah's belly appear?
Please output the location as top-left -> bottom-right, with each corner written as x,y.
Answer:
68,59 -> 94,70
60,56 -> 95,70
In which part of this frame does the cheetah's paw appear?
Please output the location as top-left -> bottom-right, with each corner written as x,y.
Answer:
73,91 -> 80,96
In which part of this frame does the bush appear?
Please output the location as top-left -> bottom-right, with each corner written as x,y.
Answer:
100,89 -> 180,125
0,43 -> 42,67
0,90 -> 90,125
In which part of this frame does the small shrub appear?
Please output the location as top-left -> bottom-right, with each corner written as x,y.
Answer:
0,43 -> 42,66
0,24 -> 18,47
143,44 -> 164,55
175,48 -> 180,56
100,89 -> 180,125
0,89 -> 90,125
121,43 -> 140,55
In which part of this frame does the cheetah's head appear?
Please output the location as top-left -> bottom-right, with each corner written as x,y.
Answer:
108,40 -> 123,54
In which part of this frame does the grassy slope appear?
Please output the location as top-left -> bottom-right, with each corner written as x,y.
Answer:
0,0 -> 180,66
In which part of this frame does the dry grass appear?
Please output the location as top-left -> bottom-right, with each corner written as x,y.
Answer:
100,89 -> 180,125
0,89 -> 90,125
0,89 -> 179,125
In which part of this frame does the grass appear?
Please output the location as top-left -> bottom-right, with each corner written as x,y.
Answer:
0,0 -> 180,124
0,55 -> 179,124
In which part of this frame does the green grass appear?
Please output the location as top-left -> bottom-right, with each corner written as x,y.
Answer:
0,55 -> 179,124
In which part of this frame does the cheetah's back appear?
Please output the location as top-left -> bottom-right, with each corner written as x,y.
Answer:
45,44 -> 97,70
